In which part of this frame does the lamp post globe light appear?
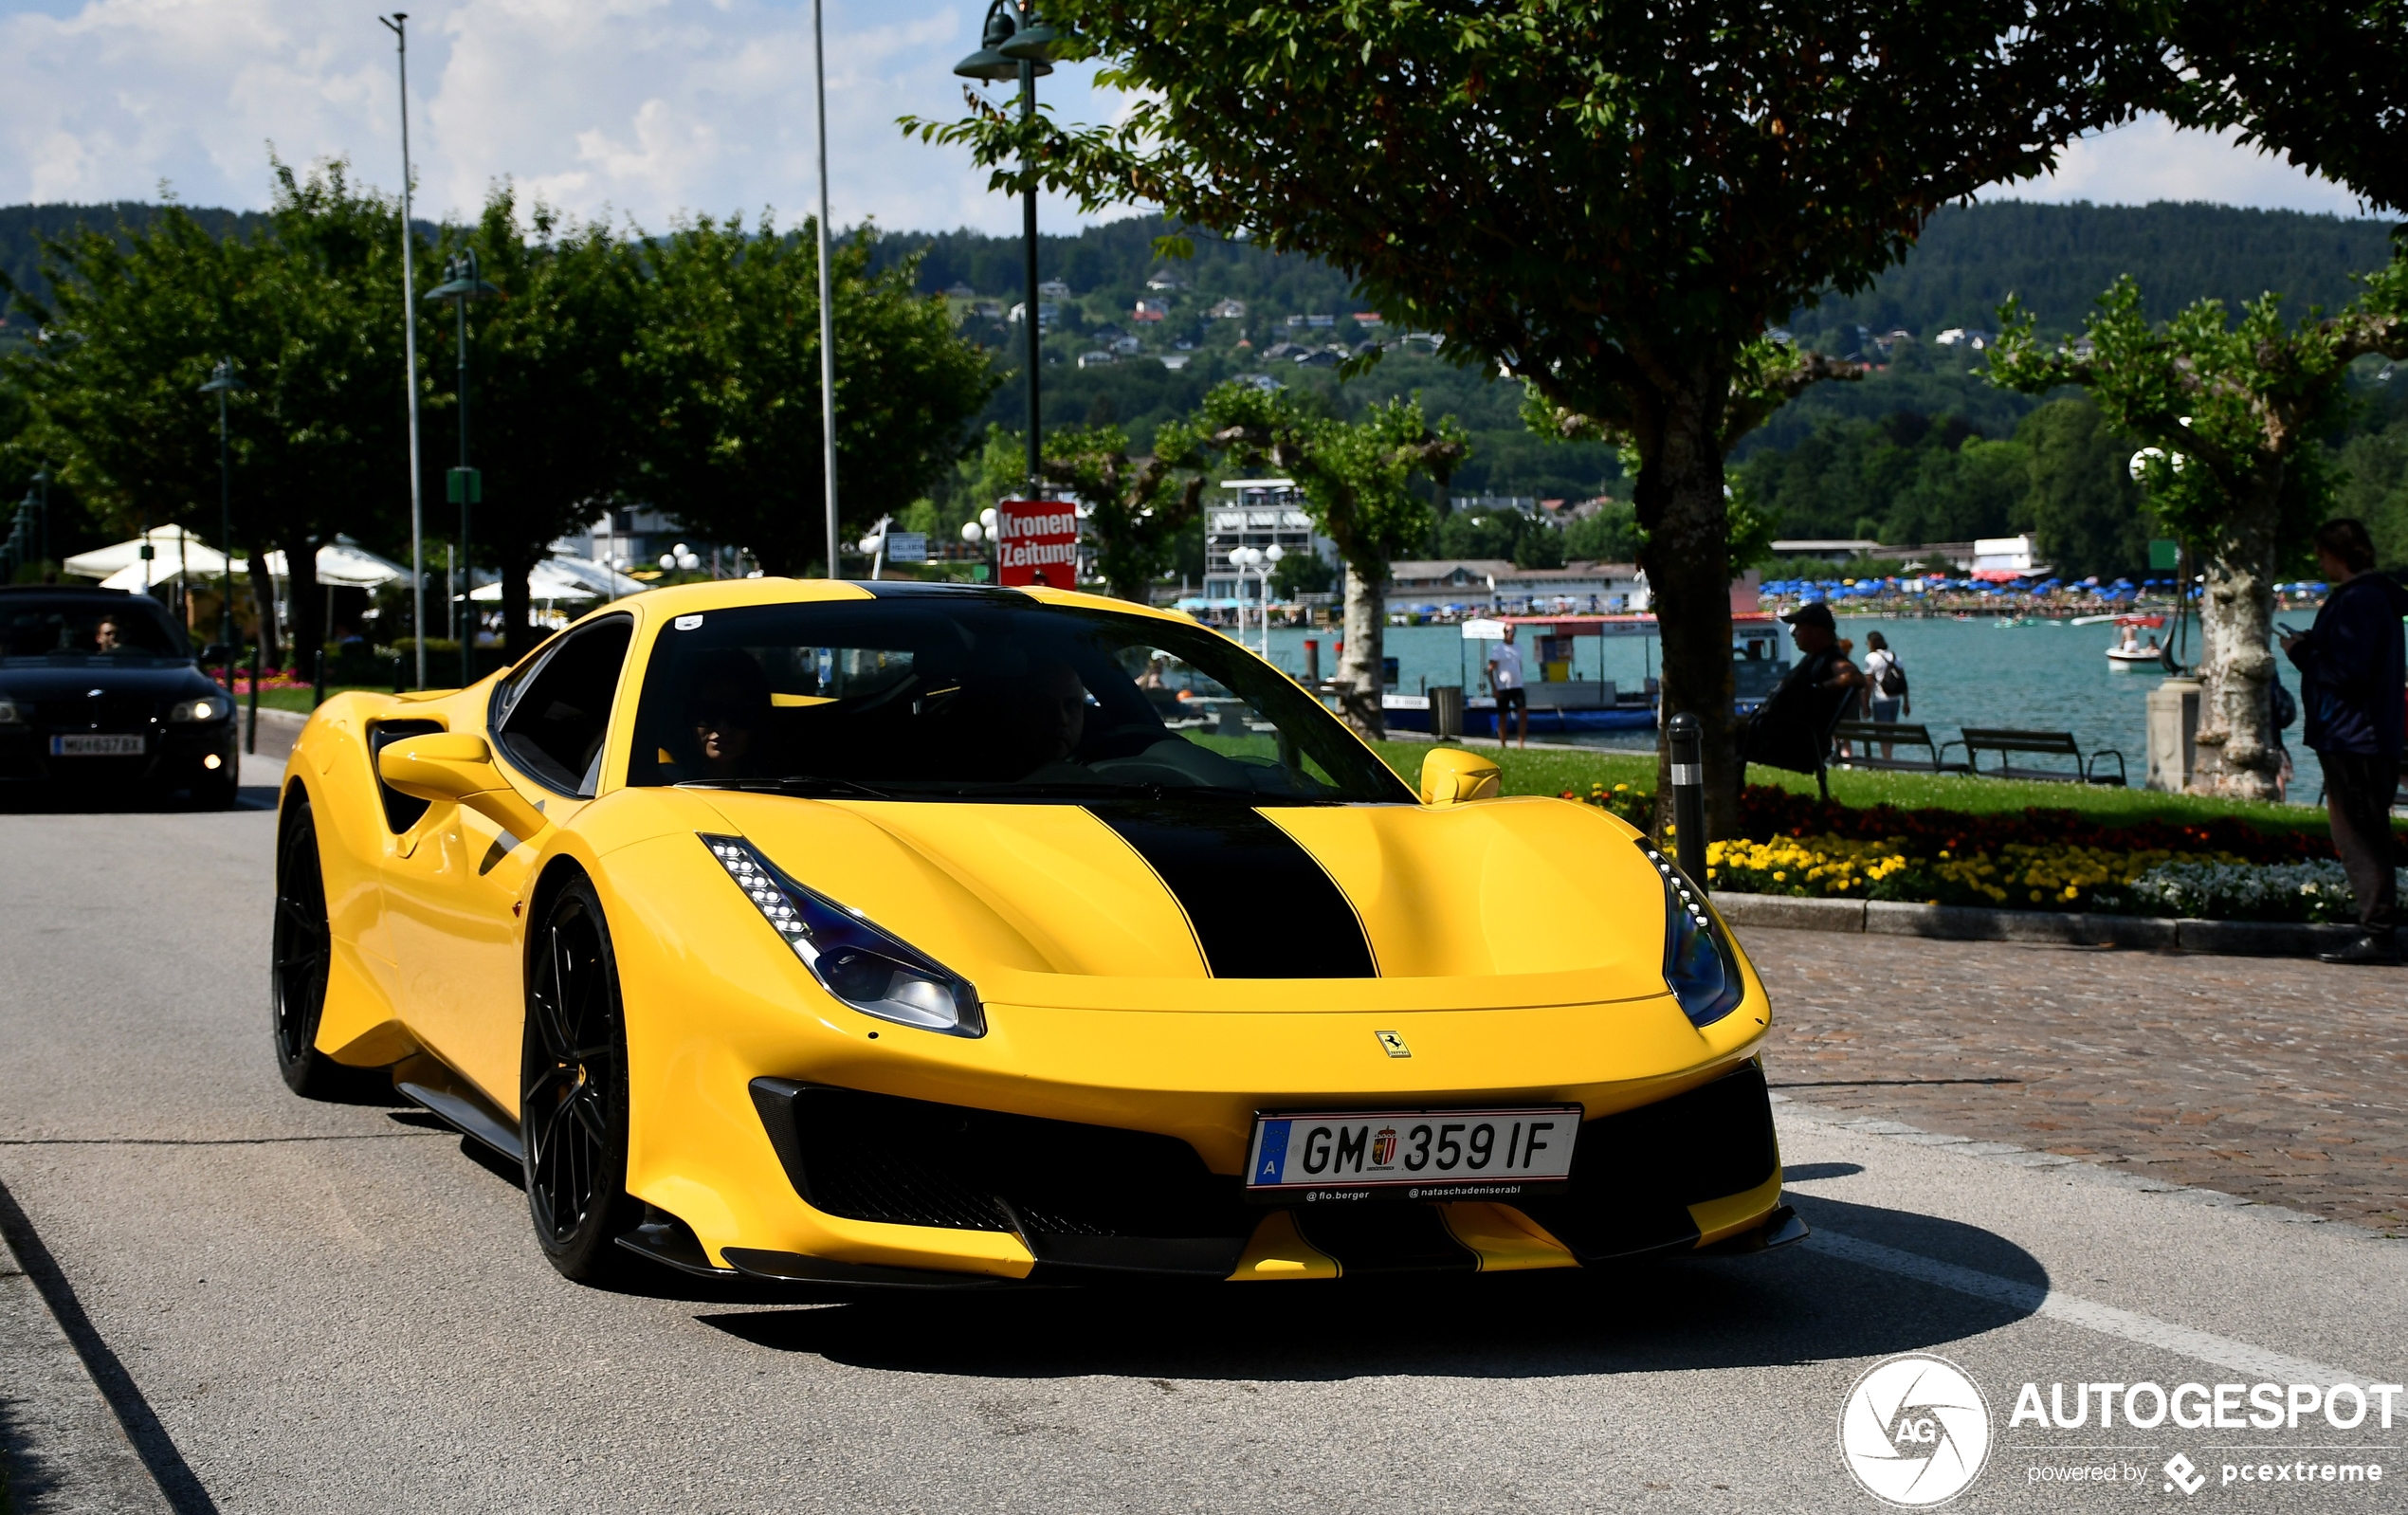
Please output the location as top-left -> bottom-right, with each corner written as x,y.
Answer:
198,357 -> 246,684
955,2 -> 1063,502
425,248 -> 501,685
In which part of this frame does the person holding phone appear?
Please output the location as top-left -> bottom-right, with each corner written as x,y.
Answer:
2280,519 -> 2408,965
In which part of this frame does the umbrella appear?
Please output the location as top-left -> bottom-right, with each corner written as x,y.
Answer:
65,525 -> 232,582
468,557 -> 648,604
262,537 -> 413,589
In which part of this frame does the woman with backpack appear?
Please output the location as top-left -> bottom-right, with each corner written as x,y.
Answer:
1862,630 -> 1909,762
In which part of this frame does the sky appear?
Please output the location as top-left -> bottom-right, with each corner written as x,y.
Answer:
0,0 -> 2379,236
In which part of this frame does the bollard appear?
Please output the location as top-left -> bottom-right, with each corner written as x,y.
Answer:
1666,712 -> 1708,892
312,648 -> 326,709
392,652 -> 405,695
1304,638 -> 1321,685
246,642 -> 260,754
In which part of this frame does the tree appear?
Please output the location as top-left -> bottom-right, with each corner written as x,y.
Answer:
1192,382 -> 1465,734
914,0 -> 2135,832
4,160 -> 406,665
1991,265 -> 2408,798
1035,422 -> 1206,601
626,216 -> 995,577
2016,398 -> 2152,578
428,189 -> 641,660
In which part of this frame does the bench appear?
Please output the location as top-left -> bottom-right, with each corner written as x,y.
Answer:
1828,721 -> 1967,775
1959,727 -> 2127,786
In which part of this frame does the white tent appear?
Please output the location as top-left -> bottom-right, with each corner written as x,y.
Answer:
261,538 -> 413,589
66,529 -> 414,590
65,525 -> 234,584
467,556 -> 648,605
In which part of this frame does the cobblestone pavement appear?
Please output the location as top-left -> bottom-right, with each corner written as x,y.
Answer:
1742,926 -> 2408,1232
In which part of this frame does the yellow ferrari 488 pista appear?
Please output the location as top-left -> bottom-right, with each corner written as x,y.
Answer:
271,579 -> 1799,1287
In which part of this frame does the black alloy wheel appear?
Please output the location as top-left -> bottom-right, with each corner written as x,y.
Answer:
521,877 -> 641,1281
270,795 -> 354,1098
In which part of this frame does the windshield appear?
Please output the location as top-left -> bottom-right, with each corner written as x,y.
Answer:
1,596 -> 189,663
627,594 -> 1414,805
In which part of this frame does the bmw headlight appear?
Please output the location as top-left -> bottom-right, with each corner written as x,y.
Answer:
1636,839 -> 1744,1028
0,698 -> 22,725
168,698 -> 224,722
700,833 -> 985,1037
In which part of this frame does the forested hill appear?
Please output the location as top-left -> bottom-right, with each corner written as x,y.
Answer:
1795,201 -> 2399,340
5,197 -> 2392,339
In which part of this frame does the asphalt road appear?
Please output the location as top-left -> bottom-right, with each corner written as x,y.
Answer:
2,748 -> 2404,1513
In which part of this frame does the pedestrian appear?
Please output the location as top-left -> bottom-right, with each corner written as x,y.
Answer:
2279,518 -> 2408,965
1486,624 -> 1528,749
1742,602 -> 1866,795
1862,630 -> 1910,762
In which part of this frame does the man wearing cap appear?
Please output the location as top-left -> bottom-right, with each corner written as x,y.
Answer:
1742,601 -> 1867,788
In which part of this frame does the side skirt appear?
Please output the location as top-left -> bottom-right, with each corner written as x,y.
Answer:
392,1052 -> 523,1164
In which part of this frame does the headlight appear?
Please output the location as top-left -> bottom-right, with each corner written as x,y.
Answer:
168,698 -> 224,722
0,698 -> 21,725
700,833 -> 985,1037
1636,839 -> 1744,1028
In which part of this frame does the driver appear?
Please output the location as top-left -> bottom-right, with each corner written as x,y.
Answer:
1017,659 -> 1091,772
685,650 -> 772,779
93,613 -> 128,653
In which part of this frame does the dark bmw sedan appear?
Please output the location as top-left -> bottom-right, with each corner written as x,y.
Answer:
0,585 -> 242,807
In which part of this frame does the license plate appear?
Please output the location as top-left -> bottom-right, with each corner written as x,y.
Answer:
1245,1106 -> 1580,1202
49,734 -> 145,757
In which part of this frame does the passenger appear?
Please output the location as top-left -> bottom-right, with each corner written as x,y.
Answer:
685,651 -> 772,780
93,614 -> 128,653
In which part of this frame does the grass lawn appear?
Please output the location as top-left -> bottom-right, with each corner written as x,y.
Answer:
1364,736 -> 2340,837
244,684 -> 397,714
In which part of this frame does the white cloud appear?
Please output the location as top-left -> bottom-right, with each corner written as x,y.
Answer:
0,0 -> 1135,234
1981,112 -> 2373,217
0,6 -> 2381,234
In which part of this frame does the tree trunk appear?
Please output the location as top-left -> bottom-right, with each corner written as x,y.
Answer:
282,533 -> 323,681
2189,484 -> 2284,801
500,545 -> 539,666
246,538 -> 283,669
1337,560 -> 1385,737
1636,373 -> 1742,838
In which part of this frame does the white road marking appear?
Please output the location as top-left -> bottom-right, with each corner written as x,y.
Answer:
1811,1230 -> 2371,1385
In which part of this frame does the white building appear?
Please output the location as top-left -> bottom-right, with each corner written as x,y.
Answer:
1385,558 -> 1649,614
1203,480 -> 1335,605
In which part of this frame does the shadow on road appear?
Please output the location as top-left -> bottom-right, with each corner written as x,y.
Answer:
690,1195 -> 2043,1381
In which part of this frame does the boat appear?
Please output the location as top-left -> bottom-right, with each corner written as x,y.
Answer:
2105,614 -> 2168,667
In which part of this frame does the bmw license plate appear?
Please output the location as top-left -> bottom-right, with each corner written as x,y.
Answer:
49,734 -> 145,757
1245,1106 -> 1580,1203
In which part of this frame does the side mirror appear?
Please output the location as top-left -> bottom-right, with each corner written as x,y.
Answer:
377,731 -> 550,840
1419,746 -> 1501,806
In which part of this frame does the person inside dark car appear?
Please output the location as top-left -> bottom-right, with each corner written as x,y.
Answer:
93,613 -> 129,652
686,649 -> 772,780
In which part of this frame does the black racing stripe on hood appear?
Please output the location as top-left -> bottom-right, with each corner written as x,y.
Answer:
1087,803 -> 1377,978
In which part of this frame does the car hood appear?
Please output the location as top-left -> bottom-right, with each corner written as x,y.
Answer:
0,661 -> 214,702
684,791 -> 1670,1012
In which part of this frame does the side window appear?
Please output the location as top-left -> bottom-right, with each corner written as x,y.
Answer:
492,617 -> 632,796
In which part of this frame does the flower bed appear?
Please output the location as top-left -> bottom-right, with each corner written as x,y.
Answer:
1560,782 -> 2384,923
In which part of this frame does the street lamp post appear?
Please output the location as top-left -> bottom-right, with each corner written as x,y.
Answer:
956,2 -> 1064,502
812,0 -> 841,578
199,357 -> 246,685
425,250 -> 501,685
378,12 -> 428,690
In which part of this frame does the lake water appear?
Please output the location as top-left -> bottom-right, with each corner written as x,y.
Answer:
1241,614 -> 2326,804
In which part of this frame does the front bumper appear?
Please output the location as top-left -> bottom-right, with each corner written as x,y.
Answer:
0,721 -> 237,788
730,1063 -> 1787,1284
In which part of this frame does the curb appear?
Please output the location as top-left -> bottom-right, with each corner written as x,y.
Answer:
1712,891 -> 2396,960
1769,1097 -> 2405,1247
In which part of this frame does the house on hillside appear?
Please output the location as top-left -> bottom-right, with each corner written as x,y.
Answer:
1209,298 -> 1247,319
1110,334 -> 1142,356
1132,298 -> 1169,322
1145,272 -> 1188,291
1159,353 -> 1192,371
1351,312 -> 1382,326
1077,350 -> 1116,369
944,281 -> 976,301
1935,327 -> 1994,350
1037,277 -> 1072,299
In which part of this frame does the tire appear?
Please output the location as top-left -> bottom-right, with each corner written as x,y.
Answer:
520,876 -> 642,1282
270,796 -> 362,1098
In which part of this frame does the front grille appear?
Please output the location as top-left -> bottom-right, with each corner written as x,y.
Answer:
1515,1062 -> 1779,1261
34,697 -> 155,732
750,1081 -> 1257,1268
